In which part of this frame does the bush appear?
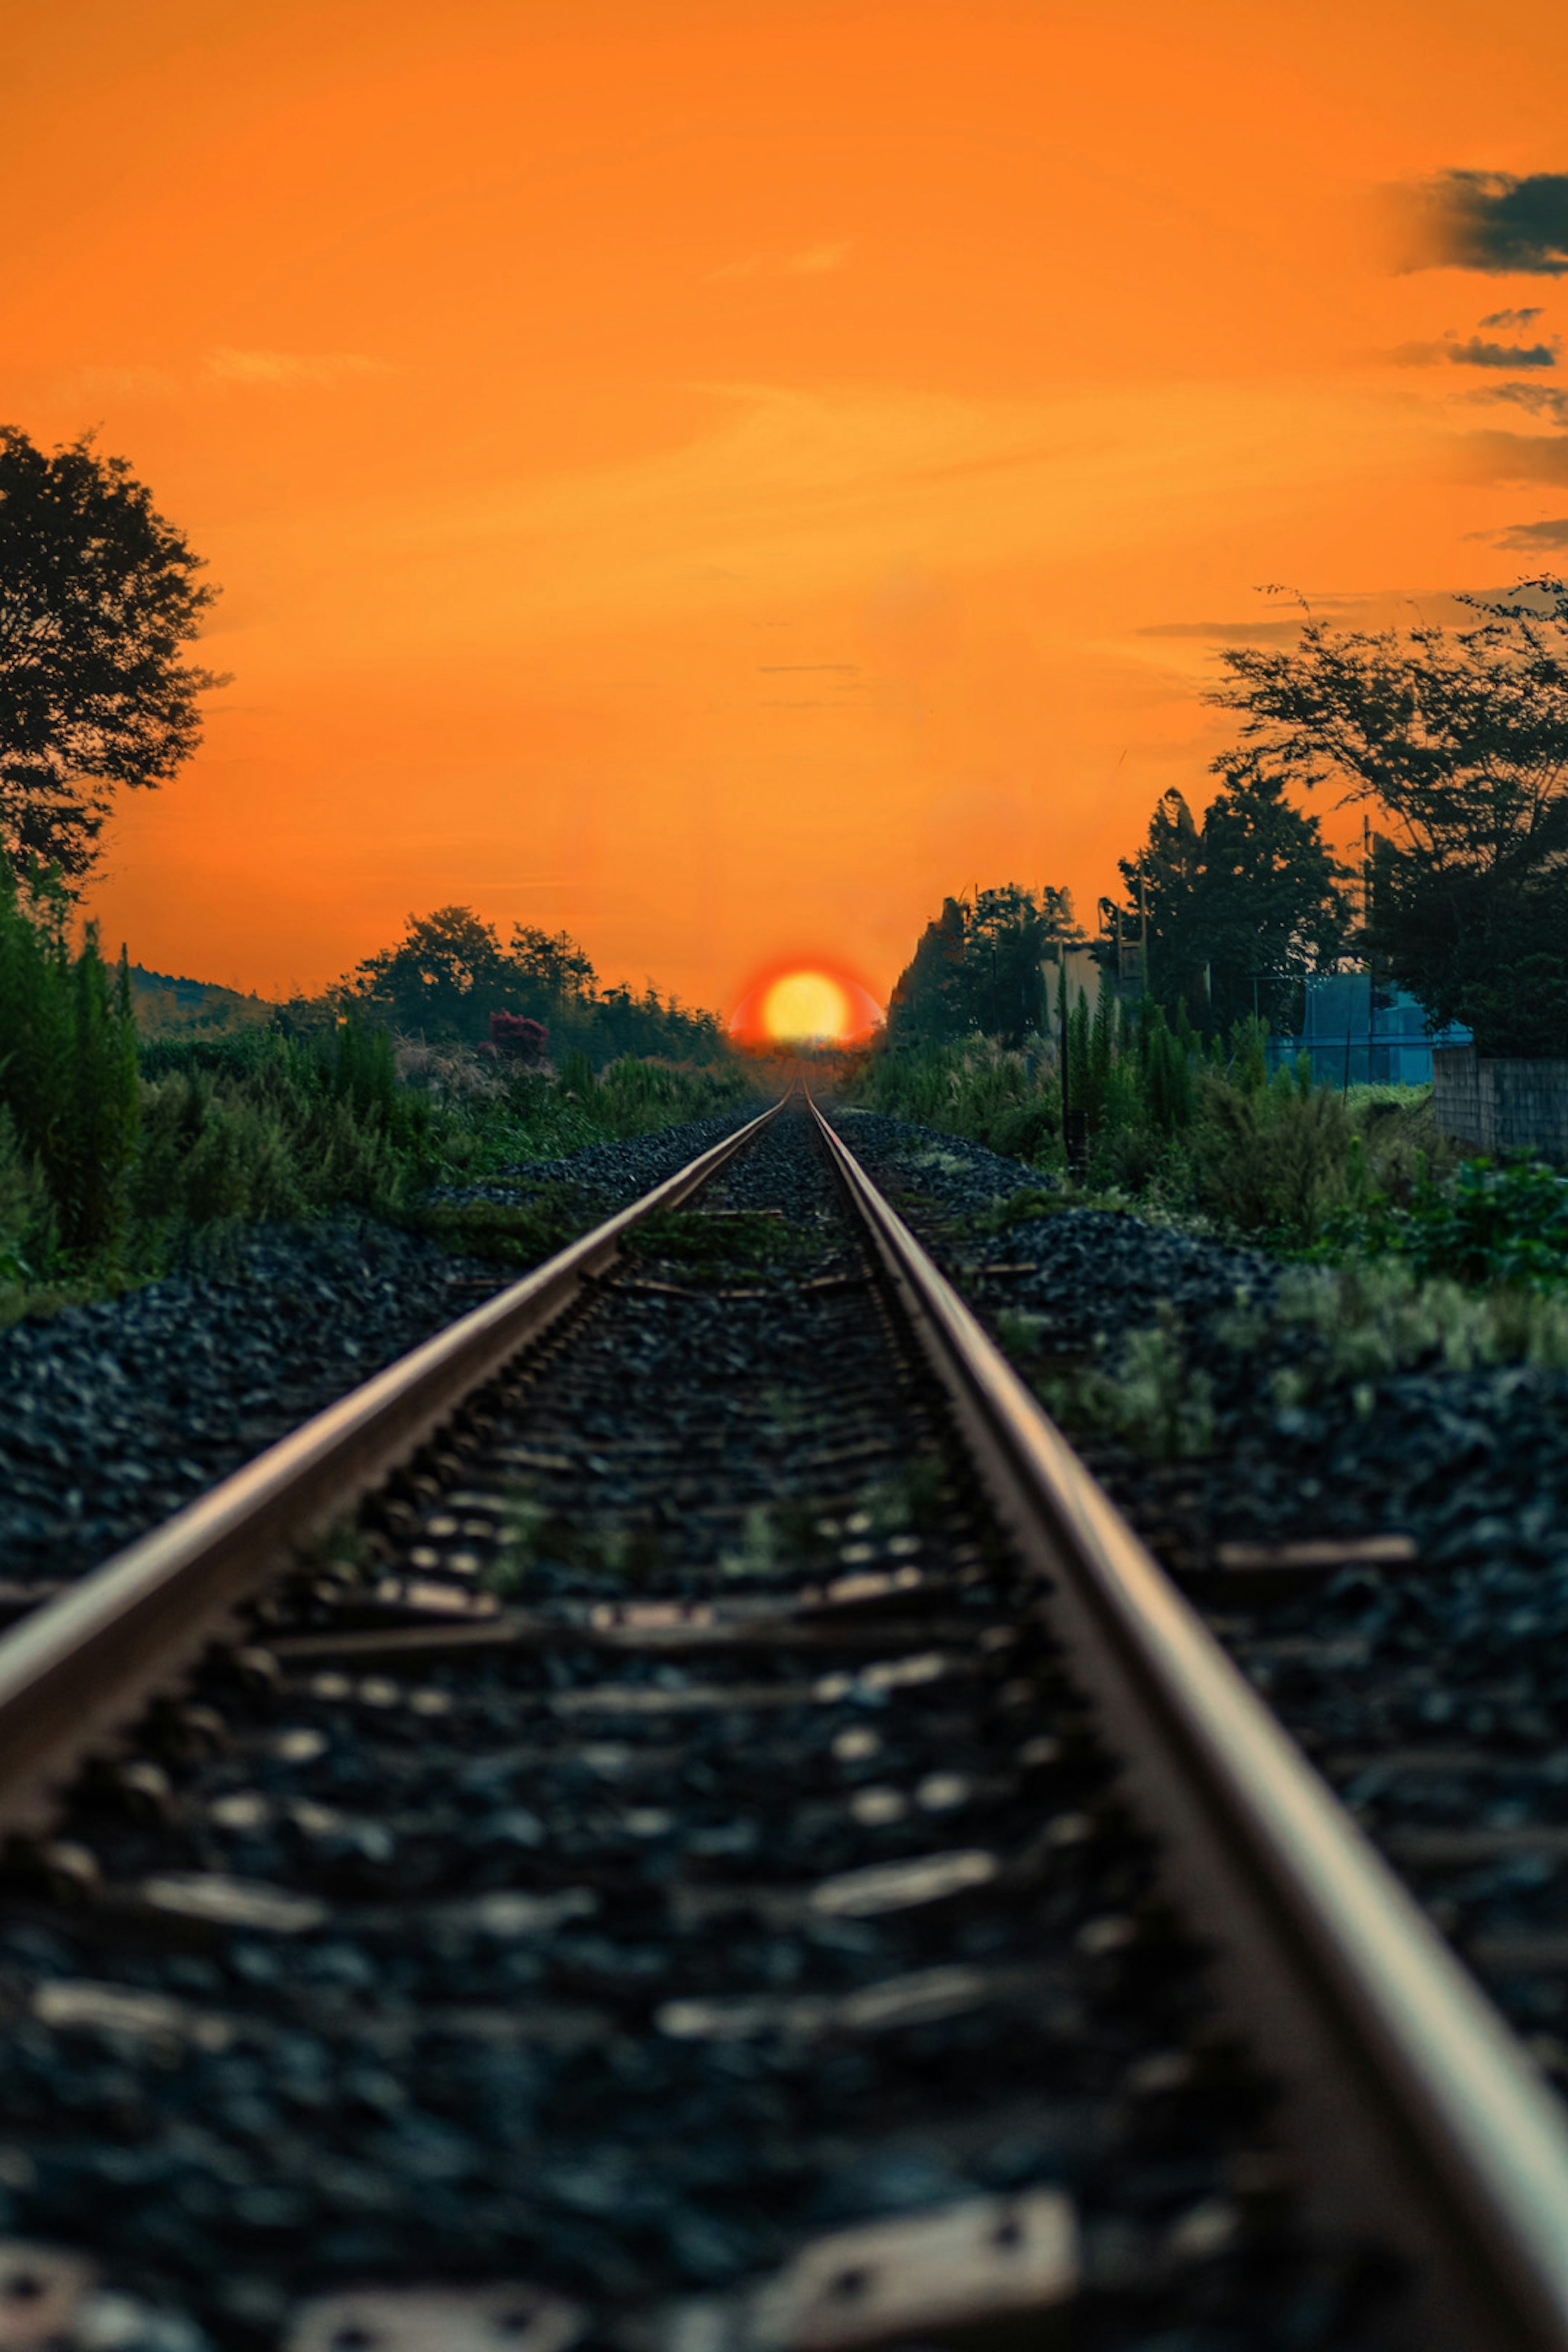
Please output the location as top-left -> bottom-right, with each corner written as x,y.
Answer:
1190,1064 -> 1354,1244
848,1038 -> 1064,1161
846,1006 -> 1489,1260
0,862 -> 139,1260
1330,1154 -> 1568,1288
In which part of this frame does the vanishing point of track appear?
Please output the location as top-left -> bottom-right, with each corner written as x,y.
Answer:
0,1095 -> 1564,2351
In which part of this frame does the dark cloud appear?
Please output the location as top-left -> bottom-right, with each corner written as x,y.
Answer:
1491,516 -> 1568,548
1477,381 -> 1568,425
1137,618 -> 1310,642
1394,335 -> 1558,368
1395,172 -> 1568,274
1480,306 -> 1545,329
1452,336 -> 1557,367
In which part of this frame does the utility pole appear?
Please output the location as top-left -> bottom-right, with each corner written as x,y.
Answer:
1363,817 -> 1375,1088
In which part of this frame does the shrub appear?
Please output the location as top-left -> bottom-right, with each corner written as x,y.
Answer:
0,861 -> 139,1259
1331,1154 -> 1568,1289
490,1011 -> 550,1065
1190,1065 -> 1354,1245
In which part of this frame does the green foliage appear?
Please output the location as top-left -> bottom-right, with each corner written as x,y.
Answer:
847,1001 -> 1472,1257
1006,1298 -> 1217,1460
1232,1258 -> 1568,1391
343,902 -> 729,1062
1327,1153 -> 1568,1288
1108,762 -> 1349,1037
1189,1066 -> 1352,1243
0,884 -> 751,1313
131,1025 -> 416,1229
0,860 -> 140,1258
848,1037 -> 1063,1161
557,1047 -> 597,1102
129,965 -> 272,1042
886,884 -> 1084,1050
0,428 -> 227,889
1211,581 -> 1568,1055
1144,1007 -> 1192,1132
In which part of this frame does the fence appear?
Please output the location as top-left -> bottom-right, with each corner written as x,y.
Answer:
1432,1048 -> 1568,1160
1296,973 -> 1470,1087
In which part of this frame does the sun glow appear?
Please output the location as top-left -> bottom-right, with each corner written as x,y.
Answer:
762,969 -> 851,1042
728,961 -> 882,1048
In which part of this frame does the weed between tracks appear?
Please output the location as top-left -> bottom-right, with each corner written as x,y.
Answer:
414,1187 -> 606,1272
623,1209 -> 830,1278
482,1456 -> 953,1598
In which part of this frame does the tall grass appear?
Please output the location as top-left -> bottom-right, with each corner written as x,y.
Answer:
2,872 -> 755,1316
0,861 -> 139,1262
845,1006 -> 1460,1253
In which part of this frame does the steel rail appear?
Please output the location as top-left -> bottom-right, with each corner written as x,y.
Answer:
0,1094 -> 786,1840
809,1092 -> 1568,2352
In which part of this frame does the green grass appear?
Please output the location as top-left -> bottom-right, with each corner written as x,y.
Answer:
844,1025 -> 1472,1258
0,915 -> 757,1321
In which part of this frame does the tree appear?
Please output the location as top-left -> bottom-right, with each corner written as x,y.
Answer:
347,907 -> 517,1037
507,922 -> 594,1000
1111,763 -> 1349,1036
1209,582 -> 1568,1055
0,428 -> 227,888
886,885 -> 1084,1049
341,904 -> 728,1060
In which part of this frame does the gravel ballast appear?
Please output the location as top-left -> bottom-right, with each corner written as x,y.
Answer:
829,1105 -> 1568,2083
0,1109 -> 1388,2352
0,1105 -> 766,1584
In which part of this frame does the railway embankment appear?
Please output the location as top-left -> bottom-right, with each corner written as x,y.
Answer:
0,1106 -> 765,1584
833,1106 -> 1568,2090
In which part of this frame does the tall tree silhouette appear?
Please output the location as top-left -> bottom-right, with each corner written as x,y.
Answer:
1112,764 -> 1348,1035
0,428 -> 226,888
1209,582 -> 1568,1053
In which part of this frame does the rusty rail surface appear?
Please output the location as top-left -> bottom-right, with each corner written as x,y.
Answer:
809,1089 -> 1568,2352
0,1095 -> 786,1838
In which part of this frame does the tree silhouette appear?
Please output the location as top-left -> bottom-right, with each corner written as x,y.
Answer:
1112,763 -> 1348,1035
886,885 -> 1085,1048
1209,582 -> 1568,1053
0,428 -> 227,888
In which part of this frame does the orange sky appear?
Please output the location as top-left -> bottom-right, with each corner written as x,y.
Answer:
6,0 -> 1568,1014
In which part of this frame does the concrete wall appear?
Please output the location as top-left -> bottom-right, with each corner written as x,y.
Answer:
1433,1047 -> 1568,1160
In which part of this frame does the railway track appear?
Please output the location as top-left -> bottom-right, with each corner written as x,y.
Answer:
0,1096 -> 1564,2350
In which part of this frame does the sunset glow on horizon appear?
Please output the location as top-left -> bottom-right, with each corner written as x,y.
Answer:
8,0 -> 1568,1009
729,961 -> 882,1047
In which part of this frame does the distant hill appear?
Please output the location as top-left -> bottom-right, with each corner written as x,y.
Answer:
128,965 -> 276,1040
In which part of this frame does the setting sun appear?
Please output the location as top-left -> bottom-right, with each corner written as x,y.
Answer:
728,961 -> 882,1047
763,970 -> 850,1042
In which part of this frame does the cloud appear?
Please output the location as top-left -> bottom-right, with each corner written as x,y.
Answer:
55,363 -> 179,401
1392,334 -> 1558,368
1392,171 -> 1568,275
341,378 -> 1413,647
203,348 -> 391,388
1450,336 -> 1557,368
1478,380 -> 1568,425
709,243 -> 851,283
1481,307 -> 1545,330
1458,430 -> 1568,483
1139,591 -> 1481,644
784,242 -> 851,275
1136,617 -> 1312,642
1490,516 -> 1568,548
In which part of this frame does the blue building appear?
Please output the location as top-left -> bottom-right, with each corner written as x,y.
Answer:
1289,973 -> 1470,1087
